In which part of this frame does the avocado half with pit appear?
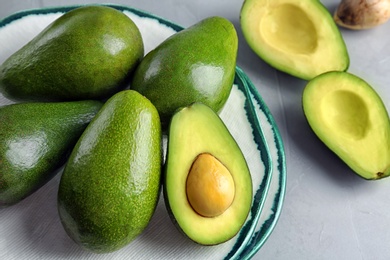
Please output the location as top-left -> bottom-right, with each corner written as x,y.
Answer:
303,71 -> 390,180
164,103 -> 252,245
240,0 -> 350,80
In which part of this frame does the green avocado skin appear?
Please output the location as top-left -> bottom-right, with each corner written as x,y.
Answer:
58,90 -> 162,253
0,100 -> 103,208
131,16 -> 237,127
0,5 -> 144,101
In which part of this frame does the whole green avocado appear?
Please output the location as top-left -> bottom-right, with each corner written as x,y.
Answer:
0,5 -> 144,101
131,16 -> 238,128
58,90 -> 162,253
0,100 -> 103,208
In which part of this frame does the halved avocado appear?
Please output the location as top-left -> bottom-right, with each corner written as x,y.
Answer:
303,71 -> 390,180
163,103 -> 252,245
240,0 -> 350,80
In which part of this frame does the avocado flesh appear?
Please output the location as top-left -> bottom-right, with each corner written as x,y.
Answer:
58,90 -> 162,253
240,0 -> 349,80
131,16 -> 237,128
0,5 -> 144,101
164,103 -> 252,245
303,71 -> 390,179
0,100 -> 102,207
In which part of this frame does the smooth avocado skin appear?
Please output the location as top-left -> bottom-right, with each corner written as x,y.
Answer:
0,5 -> 144,101
303,71 -> 390,180
58,90 -> 162,253
164,103 -> 252,245
131,16 -> 237,128
0,100 -> 103,208
240,0 -> 349,80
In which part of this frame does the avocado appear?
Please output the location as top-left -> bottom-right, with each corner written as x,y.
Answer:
131,16 -> 237,128
0,100 -> 102,208
164,102 -> 252,245
0,5 -> 144,101
240,0 -> 349,80
58,90 -> 162,253
303,71 -> 390,179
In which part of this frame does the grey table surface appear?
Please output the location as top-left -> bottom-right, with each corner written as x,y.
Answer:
1,0 -> 390,259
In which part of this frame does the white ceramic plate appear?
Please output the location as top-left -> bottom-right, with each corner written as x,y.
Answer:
0,4 -> 286,259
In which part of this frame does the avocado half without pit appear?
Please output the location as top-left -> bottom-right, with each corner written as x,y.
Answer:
303,71 -> 390,180
164,103 -> 253,245
240,0 -> 349,80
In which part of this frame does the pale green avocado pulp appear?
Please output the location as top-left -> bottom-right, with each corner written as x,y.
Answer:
322,90 -> 369,140
240,0 -> 349,80
164,103 -> 252,245
303,71 -> 390,180
261,4 -> 318,55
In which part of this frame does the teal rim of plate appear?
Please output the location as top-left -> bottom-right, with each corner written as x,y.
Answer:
225,69 -> 274,259
0,4 -> 287,259
234,68 -> 287,260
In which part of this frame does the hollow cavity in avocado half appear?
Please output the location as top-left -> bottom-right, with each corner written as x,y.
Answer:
303,71 -> 390,180
240,0 -> 349,80
163,103 -> 253,245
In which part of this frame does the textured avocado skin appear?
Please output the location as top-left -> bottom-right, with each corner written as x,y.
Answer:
58,90 -> 162,253
0,100 -> 103,208
131,16 -> 237,127
0,5 -> 144,101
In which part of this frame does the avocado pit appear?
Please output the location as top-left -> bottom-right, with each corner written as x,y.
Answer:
186,153 -> 235,217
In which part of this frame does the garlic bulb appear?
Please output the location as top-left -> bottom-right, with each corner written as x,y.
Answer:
334,0 -> 390,29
